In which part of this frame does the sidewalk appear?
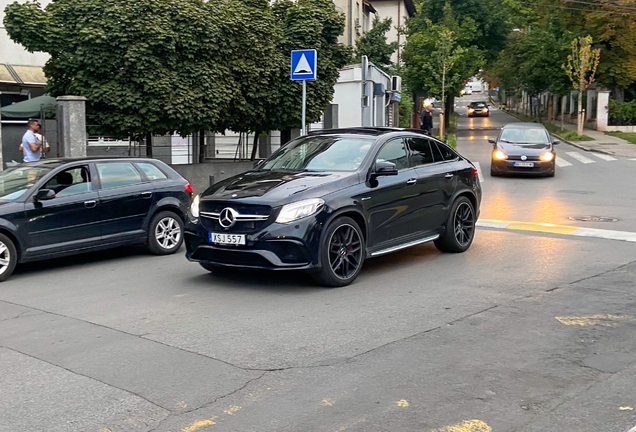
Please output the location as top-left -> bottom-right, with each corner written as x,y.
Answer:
547,119 -> 636,158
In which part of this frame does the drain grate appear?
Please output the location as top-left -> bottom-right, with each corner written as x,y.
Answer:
568,216 -> 619,222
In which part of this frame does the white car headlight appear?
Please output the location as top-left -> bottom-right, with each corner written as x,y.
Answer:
190,194 -> 200,218
276,198 -> 325,224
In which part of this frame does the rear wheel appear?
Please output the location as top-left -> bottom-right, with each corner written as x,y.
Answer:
313,217 -> 365,287
435,197 -> 476,253
0,234 -> 18,282
148,211 -> 184,255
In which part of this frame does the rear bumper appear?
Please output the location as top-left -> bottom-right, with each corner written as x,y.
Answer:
491,159 -> 555,175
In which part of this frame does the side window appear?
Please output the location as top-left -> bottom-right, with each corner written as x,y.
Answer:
97,163 -> 142,189
376,139 -> 409,171
407,138 -> 434,167
44,166 -> 92,197
137,162 -> 168,181
431,142 -> 458,162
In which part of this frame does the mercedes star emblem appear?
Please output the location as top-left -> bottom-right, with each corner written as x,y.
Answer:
521,155 -> 527,161
219,207 -> 238,228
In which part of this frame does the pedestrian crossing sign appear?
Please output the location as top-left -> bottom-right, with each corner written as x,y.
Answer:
291,49 -> 317,81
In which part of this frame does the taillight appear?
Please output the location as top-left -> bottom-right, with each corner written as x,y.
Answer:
184,182 -> 193,194
472,167 -> 479,177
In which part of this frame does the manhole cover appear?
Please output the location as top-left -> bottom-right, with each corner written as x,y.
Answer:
568,216 -> 619,222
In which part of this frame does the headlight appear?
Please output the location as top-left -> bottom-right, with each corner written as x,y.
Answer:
190,194 -> 200,218
482,108 -> 489,112
468,108 -> 475,112
494,150 -> 507,160
276,198 -> 324,224
540,152 -> 554,162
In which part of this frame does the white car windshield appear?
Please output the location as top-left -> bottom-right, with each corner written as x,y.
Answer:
262,136 -> 375,172
500,128 -> 550,144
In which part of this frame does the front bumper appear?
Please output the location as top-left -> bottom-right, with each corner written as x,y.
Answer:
468,111 -> 489,117
491,159 -> 555,175
185,212 -> 327,270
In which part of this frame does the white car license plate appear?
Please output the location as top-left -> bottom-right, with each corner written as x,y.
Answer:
513,162 -> 534,168
210,233 -> 246,245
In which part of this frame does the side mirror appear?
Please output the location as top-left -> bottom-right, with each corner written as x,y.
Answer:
34,189 -> 55,201
488,139 -> 496,144
372,161 -> 398,178
552,140 -> 560,145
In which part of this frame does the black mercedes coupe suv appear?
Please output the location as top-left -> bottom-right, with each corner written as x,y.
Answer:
185,128 -> 482,287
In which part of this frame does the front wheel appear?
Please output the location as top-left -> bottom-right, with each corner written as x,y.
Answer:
313,216 -> 365,287
0,234 -> 17,282
435,197 -> 476,253
148,211 -> 184,255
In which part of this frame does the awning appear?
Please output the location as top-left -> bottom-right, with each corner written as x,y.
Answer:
0,95 -> 57,119
0,64 -> 47,85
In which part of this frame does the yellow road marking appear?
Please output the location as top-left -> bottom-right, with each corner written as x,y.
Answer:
505,222 -> 579,235
556,315 -> 635,327
396,399 -> 409,407
223,406 -> 241,415
430,420 -> 492,432
321,398 -> 335,407
182,417 -> 218,432
620,407 -> 634,411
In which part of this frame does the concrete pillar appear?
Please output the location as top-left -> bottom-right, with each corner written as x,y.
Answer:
258,133 -> 271,159
586,90 -> 596,120
596,90 -> 611,131
324,104 -> 339,129
552,94 -> 559,121
569,91 -> 576,115
56,95 -> 87,158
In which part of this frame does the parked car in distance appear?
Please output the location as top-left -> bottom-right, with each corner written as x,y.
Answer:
467,101 -> 490,117
0,158 -> 192,281
185,128 -> 482,287
489,122 -> 559,177
461,86 -> 472,95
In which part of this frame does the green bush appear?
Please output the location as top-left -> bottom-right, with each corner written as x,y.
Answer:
608,99 -> 636,125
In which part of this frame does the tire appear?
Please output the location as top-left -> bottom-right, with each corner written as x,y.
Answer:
313,216 -> 365,288
0,233 -> 18,282
435,197 -> 476,253
147,211 -> 184,255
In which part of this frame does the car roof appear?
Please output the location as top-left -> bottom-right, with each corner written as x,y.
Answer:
17,157 -> 161,169
501,122 -> 547,129
308,127 -> 430,137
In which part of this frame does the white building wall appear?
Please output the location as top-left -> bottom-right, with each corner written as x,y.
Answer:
0,0 -> 52,66
371,1 -> 409,64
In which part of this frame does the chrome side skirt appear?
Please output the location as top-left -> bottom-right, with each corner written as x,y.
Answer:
370,234 -> 440,257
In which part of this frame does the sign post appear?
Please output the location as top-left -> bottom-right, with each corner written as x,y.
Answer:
291,49 -> 317,136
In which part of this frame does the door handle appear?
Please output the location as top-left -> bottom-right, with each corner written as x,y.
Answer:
84,200 -> 97,208
142,191 -> 153,199
406,178 -> 417,185
445,173 -> 454,179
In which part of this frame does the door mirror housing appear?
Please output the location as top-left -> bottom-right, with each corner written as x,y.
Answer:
552,140 -> 560,145
372,161 -> 399,178
488,138 -> 496,144
34,189 -> 56,201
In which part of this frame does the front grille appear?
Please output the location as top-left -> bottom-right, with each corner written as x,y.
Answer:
507,155 -> 541,161
199,201 -> 272,233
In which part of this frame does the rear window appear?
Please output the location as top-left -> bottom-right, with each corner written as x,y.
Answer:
97,162 -> 142,189
137,162 -> 168,181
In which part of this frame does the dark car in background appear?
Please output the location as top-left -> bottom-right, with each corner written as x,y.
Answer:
0,158 -> 192,281
467,101 -> 490,117
185,128 -> 482,287
489,122 -> 559,177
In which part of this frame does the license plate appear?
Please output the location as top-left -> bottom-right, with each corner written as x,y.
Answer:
209,233 -> 246,245
513,162 -> 534,167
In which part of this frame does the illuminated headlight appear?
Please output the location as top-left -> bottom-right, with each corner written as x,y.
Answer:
482,108 -> 489,112
276,198 -> 325,224
190,194 -> 200,218
468,108 -> 475,112
540,152 -> 554,162
493,150 -> 507,160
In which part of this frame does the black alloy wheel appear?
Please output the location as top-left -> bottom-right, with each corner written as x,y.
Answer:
314,216 -> 365,287
435,196 -> 476,253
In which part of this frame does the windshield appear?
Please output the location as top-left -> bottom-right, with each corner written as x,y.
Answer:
261,136 -> 375,171
0,166 -> 53,201
470,102 -> 487,108
500,128 -> 550,144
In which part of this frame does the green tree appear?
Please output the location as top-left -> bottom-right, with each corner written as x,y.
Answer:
353,16 -> 398,69
563,35 -> 601,136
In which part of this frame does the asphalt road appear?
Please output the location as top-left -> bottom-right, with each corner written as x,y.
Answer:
1,99 -> 636,432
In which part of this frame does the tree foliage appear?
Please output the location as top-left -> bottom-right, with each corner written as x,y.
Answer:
3,0 -> 349,138
353,15 -> 398,68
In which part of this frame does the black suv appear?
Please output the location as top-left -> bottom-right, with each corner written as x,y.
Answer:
186,128 -> 481,287
0,158 -> 192,281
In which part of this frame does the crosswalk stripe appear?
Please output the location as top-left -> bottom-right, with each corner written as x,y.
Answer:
566,152 -> 595,164
592,153 -> 617,161
555,157 -> 572,167
474,161 -> 484,182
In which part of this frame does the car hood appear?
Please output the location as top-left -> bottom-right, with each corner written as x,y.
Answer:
498,142 -> 551,156
200,170 -> 359,205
